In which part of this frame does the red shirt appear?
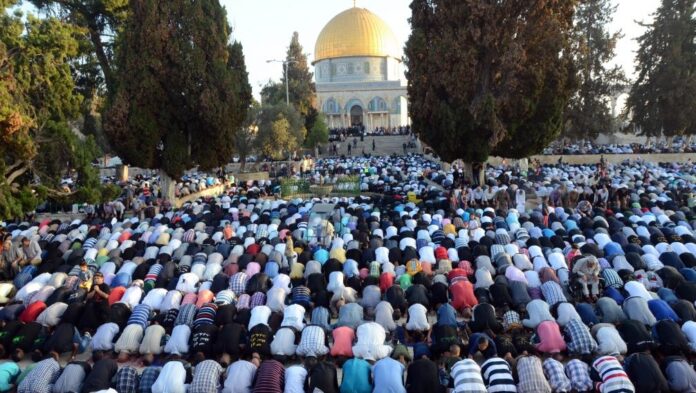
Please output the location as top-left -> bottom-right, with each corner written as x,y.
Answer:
19,301 -> 46,323
108,286 -> 126,306
379,273 -> 394,293
535,320 -> 566,353
450,280 -> 477,311
330,326 -> 355,357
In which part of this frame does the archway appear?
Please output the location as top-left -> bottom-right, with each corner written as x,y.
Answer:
350,105 -> 363,126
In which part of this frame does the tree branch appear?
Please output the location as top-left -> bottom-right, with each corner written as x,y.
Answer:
5,165 -> 29,186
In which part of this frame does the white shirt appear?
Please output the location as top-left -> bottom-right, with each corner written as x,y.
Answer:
36,302 -> 68,327
624,281 -> 653,301
164,324 -> 191,355
248,305 -> 272,330
140,324 -> 166,355
119,286 -> 143,309
555,302 -> 582,327
682,321 -> 696,351
265,287 -> 286,312
222,361 -> 257,393
92,322 -> 120,351
270,327 -> 298,356
176,272 -> 199,293
281,304 -> 306,331
142,288 -> 167,310
375,301 -> 396,332
547,253 -> 568,270
160,290 -> 183,312
522,299 -> 554,328
405,304 -> 430,331
595,325 -> 627,356
352,322 -> 392,361
474,269 -> 494,289
152,360 -> 187,393
284,365 -> 307,393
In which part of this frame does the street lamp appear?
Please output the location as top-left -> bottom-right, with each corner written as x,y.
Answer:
267,58 -> 297,105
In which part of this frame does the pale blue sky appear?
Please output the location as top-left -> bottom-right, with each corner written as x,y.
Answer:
221,0 -> 661,98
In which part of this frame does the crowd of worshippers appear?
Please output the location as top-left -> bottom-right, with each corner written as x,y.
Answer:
542,139 -> 696,155
1,154 -> 696,392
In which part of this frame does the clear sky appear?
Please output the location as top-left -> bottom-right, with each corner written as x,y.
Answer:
221,0 -> 662,99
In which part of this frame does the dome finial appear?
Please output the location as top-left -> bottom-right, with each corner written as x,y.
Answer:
353,0 -> 357,8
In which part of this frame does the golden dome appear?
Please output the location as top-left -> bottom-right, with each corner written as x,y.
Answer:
314,7 -> 401,64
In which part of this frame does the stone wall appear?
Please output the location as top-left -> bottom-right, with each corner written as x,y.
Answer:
487,153 -> 696,166
174,185 -> 226,208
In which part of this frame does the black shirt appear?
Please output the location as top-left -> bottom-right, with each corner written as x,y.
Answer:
44,322 -> 75,353
386,286 -> 408,312
81,358 -> 118,393
405,284 -> 430,308
215,323 -> 246,356
191,324 -> 217,356
653,320 -> 689,355
10,321 -> 45,352
623,353 -> 670,393
306,361 -> 339,393
617,320 -> 654,354
406,359 -> 443,393
109,303 -> 132,329
60,303 -> 85,325
248,323 -> 272,357
215,304 -> 237,326
671,299 -> 696,322
430,282 -> 449,306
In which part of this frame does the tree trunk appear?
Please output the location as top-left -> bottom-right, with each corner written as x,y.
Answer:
461,162 -> 474,183
159,169 -> 176,204
117,165 -> 129,182
240,155 -> 247,172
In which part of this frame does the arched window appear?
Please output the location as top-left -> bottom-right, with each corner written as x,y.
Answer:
323,98 -> 338,114
368,97 -> 388,112
392,97 -> 404,114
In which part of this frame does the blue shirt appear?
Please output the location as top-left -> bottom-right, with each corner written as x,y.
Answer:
0,362 -> 20,392
648,299 -> 679,322
436,304 -> 458,328
340,358 -> 373,393
372,357 -> 406,393
575,303 -> 599,326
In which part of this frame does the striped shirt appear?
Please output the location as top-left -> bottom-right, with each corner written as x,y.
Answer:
593,356 -> 635,393
250,292 -> 266,308
543,358 -> 571,392
215,290 -> 236,305
253,360 -> 285,393
138,366 -> 161,393
451,359 -> 486,393
115,366 -> 140,393
145,264 -> 163,282
480,357 -> 517,392
193,303 -> 217,329
175,303 -> 197,327
128,304 -> 153,329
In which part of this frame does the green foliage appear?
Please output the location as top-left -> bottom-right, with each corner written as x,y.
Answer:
305,113 -> 329,148
280,178 -> 310,197
0,3 -> 108,220
104,0 -> 252,180
100,183 -> 122,202
564,0 -> 626,140
254,104 -> 306,160
264,32 -> 318,132
405,0 -> 577,163
626,0 -> 696,138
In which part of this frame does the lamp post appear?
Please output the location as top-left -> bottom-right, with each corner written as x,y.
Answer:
267,58 -> 297,105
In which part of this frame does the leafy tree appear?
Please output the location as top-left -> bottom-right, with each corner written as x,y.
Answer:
1,2 -> 105,220
405,0 -> 577,167
626,0 -> 696,139
30,0 -> 129,92
30,0 -> 128,152
564,0 -> 626,140
103,0 -> 252,200
263,32 -> 318,131
235,100 -> 261,171
254,104 -> 306,160
305,112 -> 329,149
